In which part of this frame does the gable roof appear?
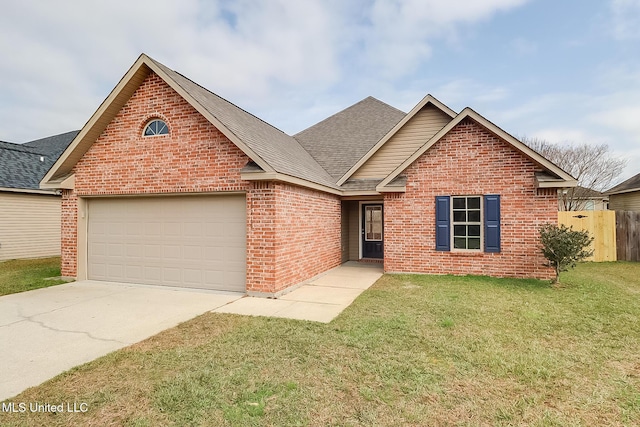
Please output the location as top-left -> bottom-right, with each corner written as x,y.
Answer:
0,131 -> 77,191
294,97 -> 405,180
606,172 -> 640,195
377,107 -> 577,191
40,53 -> 577,195
42,54 -> 337,190
337,94 -> 456,185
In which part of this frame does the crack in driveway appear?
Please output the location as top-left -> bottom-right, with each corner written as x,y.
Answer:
16,314 -> 129,345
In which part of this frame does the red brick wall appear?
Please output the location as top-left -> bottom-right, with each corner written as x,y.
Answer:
384,118 -> 557,280
73,73 -> 250,196
61,71 -> 342,292
62,73 -> 252,277
246,182 -> 342,294
60,190 -> 77,277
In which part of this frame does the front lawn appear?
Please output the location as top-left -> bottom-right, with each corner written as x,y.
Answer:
0,257 -> 68,296
2,263 -> 639,426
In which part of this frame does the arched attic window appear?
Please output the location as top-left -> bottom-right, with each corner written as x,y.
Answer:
143,119 -> 169,136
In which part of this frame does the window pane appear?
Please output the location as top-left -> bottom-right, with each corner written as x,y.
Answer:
453,211 -> 466,222
454,237 -> 467,249
468,238 -> 481,249
453,198 -> 465,209
468,210 -> 480,222
144,119 -> 169,136
373,222 -> 382,235
454,225 -> 466,236
468,225 -> 481,237
468,197 -> 480,209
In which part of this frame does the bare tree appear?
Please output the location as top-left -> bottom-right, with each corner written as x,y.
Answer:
521,137 -> 627,211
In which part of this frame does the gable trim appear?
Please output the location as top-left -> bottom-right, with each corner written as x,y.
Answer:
606,187 -> 640,196
376,108 -> 577,192
240,171 -> 343,196
41,54 -> 274,189
336,94 -> 456,186
0,186 -> 59,195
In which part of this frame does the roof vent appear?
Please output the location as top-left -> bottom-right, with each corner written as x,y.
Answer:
40,156 -> 44,162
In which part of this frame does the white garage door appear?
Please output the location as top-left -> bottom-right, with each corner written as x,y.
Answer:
87,195 -> 246,292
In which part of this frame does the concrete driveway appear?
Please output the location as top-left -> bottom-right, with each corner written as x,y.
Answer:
0,281 -> 241,401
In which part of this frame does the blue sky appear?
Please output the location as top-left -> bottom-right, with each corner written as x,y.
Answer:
1,0 -> 638,183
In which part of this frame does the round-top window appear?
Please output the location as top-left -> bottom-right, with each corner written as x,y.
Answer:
143,119 -> 169,136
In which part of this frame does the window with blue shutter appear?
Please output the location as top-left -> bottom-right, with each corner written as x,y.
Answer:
435,194 -> 501,253
435,196 -> 450,251
484,195 -> 501,253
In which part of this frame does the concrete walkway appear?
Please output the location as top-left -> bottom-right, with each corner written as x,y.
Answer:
0,282 -> 241,401
214,262 -> 383,323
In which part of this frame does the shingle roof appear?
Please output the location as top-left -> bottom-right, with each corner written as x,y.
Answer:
294,97 -> 406,180
149,58 -> 339,189
607,172 -> 640,194
0,131 -> 78,190
23,130 -> 80,159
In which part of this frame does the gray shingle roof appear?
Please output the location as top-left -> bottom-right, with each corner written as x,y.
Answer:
607,172 -> 640,194
149,58 -> 339,189
23,130 -> 80,159
294,97 -> 406,180
0,131 -> 78,190
341,179 -> 383,191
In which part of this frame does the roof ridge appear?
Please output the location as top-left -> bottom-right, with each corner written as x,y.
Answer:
0,141 -> 47,156
23,130 -> 80,146
294,96 -> 406,137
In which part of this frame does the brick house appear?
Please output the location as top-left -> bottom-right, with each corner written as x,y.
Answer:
42,54 -> 576,296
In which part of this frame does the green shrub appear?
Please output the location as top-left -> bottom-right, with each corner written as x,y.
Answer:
539,223 -> 594,284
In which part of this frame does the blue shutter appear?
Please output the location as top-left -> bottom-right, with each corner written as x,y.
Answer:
484,195 -> 500,253
435,196 -> 450,251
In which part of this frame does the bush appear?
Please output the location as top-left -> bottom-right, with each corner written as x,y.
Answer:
539,223 -> 594,284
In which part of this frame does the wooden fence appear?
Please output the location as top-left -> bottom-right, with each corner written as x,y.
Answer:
616,211 -> 640,262
558,210 -> 617,262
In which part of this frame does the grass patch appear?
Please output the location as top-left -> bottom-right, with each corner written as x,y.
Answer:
0,257 -> 68,296
2,262 -> 640,426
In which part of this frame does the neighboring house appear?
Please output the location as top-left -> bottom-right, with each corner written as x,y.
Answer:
558,186 -> 608,211
606,172 -> 640,211
41,54 -> 576,296
0,131 -> 78,260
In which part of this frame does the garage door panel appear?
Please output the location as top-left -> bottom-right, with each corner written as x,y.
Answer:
183,246 -> 202,260
88,195 -> 246,292
107,264 -> 124,280
144,266 -> 162,282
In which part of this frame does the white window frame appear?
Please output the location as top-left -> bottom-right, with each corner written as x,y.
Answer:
143,119 -> 169,137
451,195 -> 483,252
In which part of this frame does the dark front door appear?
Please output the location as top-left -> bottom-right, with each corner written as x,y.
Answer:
362,204 -> 383,259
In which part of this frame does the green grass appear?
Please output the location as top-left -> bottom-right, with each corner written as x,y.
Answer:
2,262 -> 639,426
0,257 -> 68,296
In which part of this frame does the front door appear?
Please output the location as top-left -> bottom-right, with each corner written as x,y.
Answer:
362,204 -> 383,259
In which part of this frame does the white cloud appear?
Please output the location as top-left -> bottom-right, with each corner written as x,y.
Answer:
0,0 -> 535,141
610,0 -> 640,40
360,0 -> 529,77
